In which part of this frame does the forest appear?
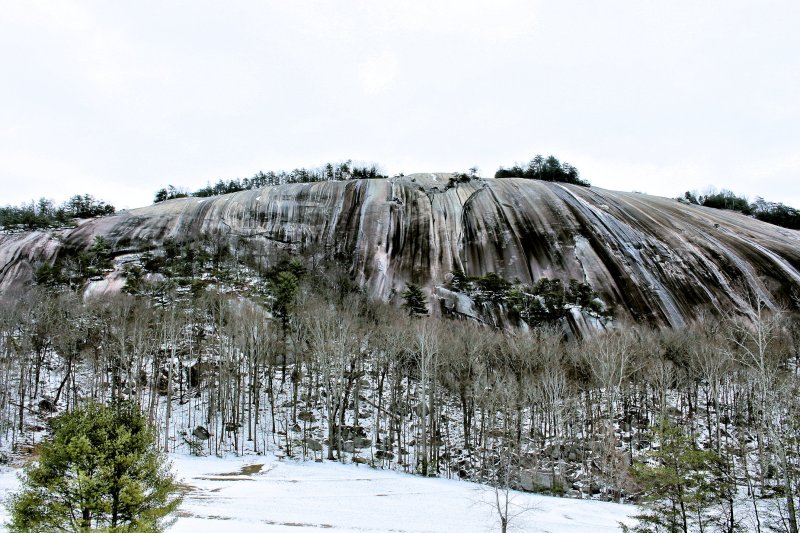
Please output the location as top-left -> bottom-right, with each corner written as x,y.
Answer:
153,160 -> 389,203
494,155 -> 589,186
1,231 -> 798,533
681,189 -> 800,231
0,194 -> 115,230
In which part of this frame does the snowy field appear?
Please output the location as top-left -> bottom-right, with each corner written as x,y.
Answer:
0,454 -> 637,532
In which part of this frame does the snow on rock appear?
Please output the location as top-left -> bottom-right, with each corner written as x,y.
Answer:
434,286 -> 481,320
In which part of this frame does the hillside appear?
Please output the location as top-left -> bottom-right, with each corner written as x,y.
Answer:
2,174 -> 799,328
1,175 -> 799,531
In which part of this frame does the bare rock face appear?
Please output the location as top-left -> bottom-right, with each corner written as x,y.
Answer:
2,174 -> 799,327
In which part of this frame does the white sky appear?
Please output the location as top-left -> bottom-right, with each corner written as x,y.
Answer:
1,1 -> 798,210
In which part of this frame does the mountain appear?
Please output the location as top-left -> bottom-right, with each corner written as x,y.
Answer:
2,174 -> 799,328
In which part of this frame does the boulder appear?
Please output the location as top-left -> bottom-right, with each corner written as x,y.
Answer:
192,426 -> 211,440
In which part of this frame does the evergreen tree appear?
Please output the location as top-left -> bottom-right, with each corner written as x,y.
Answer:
629,419 -> 729,533
8,401 -> 181,531
270,270 -> 300,331
154,188 -> 168,203
401,283 -> 428,316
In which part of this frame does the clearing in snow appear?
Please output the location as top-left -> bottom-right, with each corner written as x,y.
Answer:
0,453 -> 638,532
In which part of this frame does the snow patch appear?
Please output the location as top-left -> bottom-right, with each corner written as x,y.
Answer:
0,453 -> 637,532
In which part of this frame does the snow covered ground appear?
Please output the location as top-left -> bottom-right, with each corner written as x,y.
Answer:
0,454 -> 636,532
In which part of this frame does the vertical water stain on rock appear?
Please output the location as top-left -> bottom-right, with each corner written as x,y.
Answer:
1,174 -> 798,329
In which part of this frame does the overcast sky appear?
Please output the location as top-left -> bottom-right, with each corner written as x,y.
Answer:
1,1 -> 799,210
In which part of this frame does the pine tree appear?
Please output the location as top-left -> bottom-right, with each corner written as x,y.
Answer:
8,401 -> 181,531
401,283 -> 428,316
629,419 -> 729,533
271,270 -> 299,329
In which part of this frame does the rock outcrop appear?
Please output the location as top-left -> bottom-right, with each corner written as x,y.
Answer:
2,174 -> 799,328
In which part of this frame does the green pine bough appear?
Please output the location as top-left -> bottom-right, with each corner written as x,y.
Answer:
7,401 -> 182,532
